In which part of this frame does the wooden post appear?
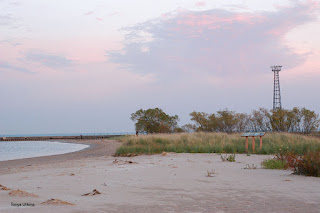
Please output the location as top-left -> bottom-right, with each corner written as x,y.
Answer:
260,136 -> 263,150
252,136 -> 255,152
245,136 -> 248,153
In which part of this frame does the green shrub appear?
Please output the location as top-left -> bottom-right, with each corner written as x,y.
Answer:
262,159 -> 287,169
227,154 -> 236,162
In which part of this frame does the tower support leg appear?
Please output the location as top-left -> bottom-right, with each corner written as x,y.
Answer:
252,137 -> 255,152
245,136 -> 248,153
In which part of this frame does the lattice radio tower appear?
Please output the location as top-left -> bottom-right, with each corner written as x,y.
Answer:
271,65 -> 282,110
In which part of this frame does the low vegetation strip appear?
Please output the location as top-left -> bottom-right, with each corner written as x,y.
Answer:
115,132 -> 320,156
262,151 -> 320,177
262,159 -> 288,170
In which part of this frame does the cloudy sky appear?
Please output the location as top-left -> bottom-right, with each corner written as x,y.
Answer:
1,0 -> 319,135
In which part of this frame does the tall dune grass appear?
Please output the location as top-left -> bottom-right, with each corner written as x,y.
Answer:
115,132 -> 320,156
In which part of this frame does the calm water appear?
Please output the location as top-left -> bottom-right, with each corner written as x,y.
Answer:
0,141 -> 89,161
0,132 -> 135,137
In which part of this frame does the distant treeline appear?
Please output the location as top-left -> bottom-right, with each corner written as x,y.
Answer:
131,107 -> 320,134
183,107 -> 319,134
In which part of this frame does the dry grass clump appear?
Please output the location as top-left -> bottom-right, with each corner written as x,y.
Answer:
9,189 -> 38,197
221,154 -> 236,162
244,164 -> 257,169
161,151 -> 167,156
41,198 -> 75,206
115,132 -> 320,156
206,169 -> 216,177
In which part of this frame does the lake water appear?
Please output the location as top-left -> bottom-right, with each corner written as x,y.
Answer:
0,141 -> 89,161
0,132 -> 135,137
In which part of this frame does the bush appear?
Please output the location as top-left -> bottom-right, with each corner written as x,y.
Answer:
262,159 -> 287,169
295,151 -> 320,177
262,148 -> 320,177
227,154 -> 236,162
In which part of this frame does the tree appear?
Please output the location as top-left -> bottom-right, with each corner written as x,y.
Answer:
189,110 -> 249,133
269,109 -> 289,132
216,109 -> 239,133
186,107 -> 319,134
267,107 -> 319,133
131,108 -> 179,134
189,111 -> 211,132
301,108 -> 320,133
236,113 -> 250,132
181,124 -> 196,133
250,108 -> 271,132
289,107 -> 303,132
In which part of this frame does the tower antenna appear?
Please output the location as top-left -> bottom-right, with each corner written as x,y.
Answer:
271,65 -> 282,110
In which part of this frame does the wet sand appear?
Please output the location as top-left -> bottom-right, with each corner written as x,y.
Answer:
0,140 -> 320,213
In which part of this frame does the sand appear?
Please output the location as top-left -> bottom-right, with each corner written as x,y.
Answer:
0,139 -> 319,213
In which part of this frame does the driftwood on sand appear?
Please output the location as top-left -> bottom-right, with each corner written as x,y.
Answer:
82,189 -> 101,196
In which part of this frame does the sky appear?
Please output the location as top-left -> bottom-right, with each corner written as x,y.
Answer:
0,0 -> 320,135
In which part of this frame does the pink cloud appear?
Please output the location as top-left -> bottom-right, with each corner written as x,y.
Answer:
84,11 -> 94,16
195,1 -> 206,7
0,37 -> 123,74
109,0 -> 319,80
267,1 -> 319,37
177,13 -> 264,27
274,0 -> 319,10
172,12 -> 267,38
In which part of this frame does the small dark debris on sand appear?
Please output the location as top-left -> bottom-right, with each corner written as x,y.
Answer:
126,160 -> 138,164
82,189 -> 101,196
125,153 -> 138,157
41,198 -> 75,206
113,159 -> 138,165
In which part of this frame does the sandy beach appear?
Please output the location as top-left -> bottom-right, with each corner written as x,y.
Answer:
0,139 -> 319,213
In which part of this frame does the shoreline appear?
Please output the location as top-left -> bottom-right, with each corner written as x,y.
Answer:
0,140 -> 91,162
0,139 -> 121,175
1,141 -> 320,212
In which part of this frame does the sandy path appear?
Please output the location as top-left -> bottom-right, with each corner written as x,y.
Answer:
1,147 -> 319,213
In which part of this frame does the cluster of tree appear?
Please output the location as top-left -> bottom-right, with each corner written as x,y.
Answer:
185,107 -> 320,134
131,108 -> 179,134
131,107 -> 320,134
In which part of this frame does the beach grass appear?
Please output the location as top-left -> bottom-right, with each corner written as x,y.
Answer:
261,158 -> 288,169
115,132 -> 320,156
